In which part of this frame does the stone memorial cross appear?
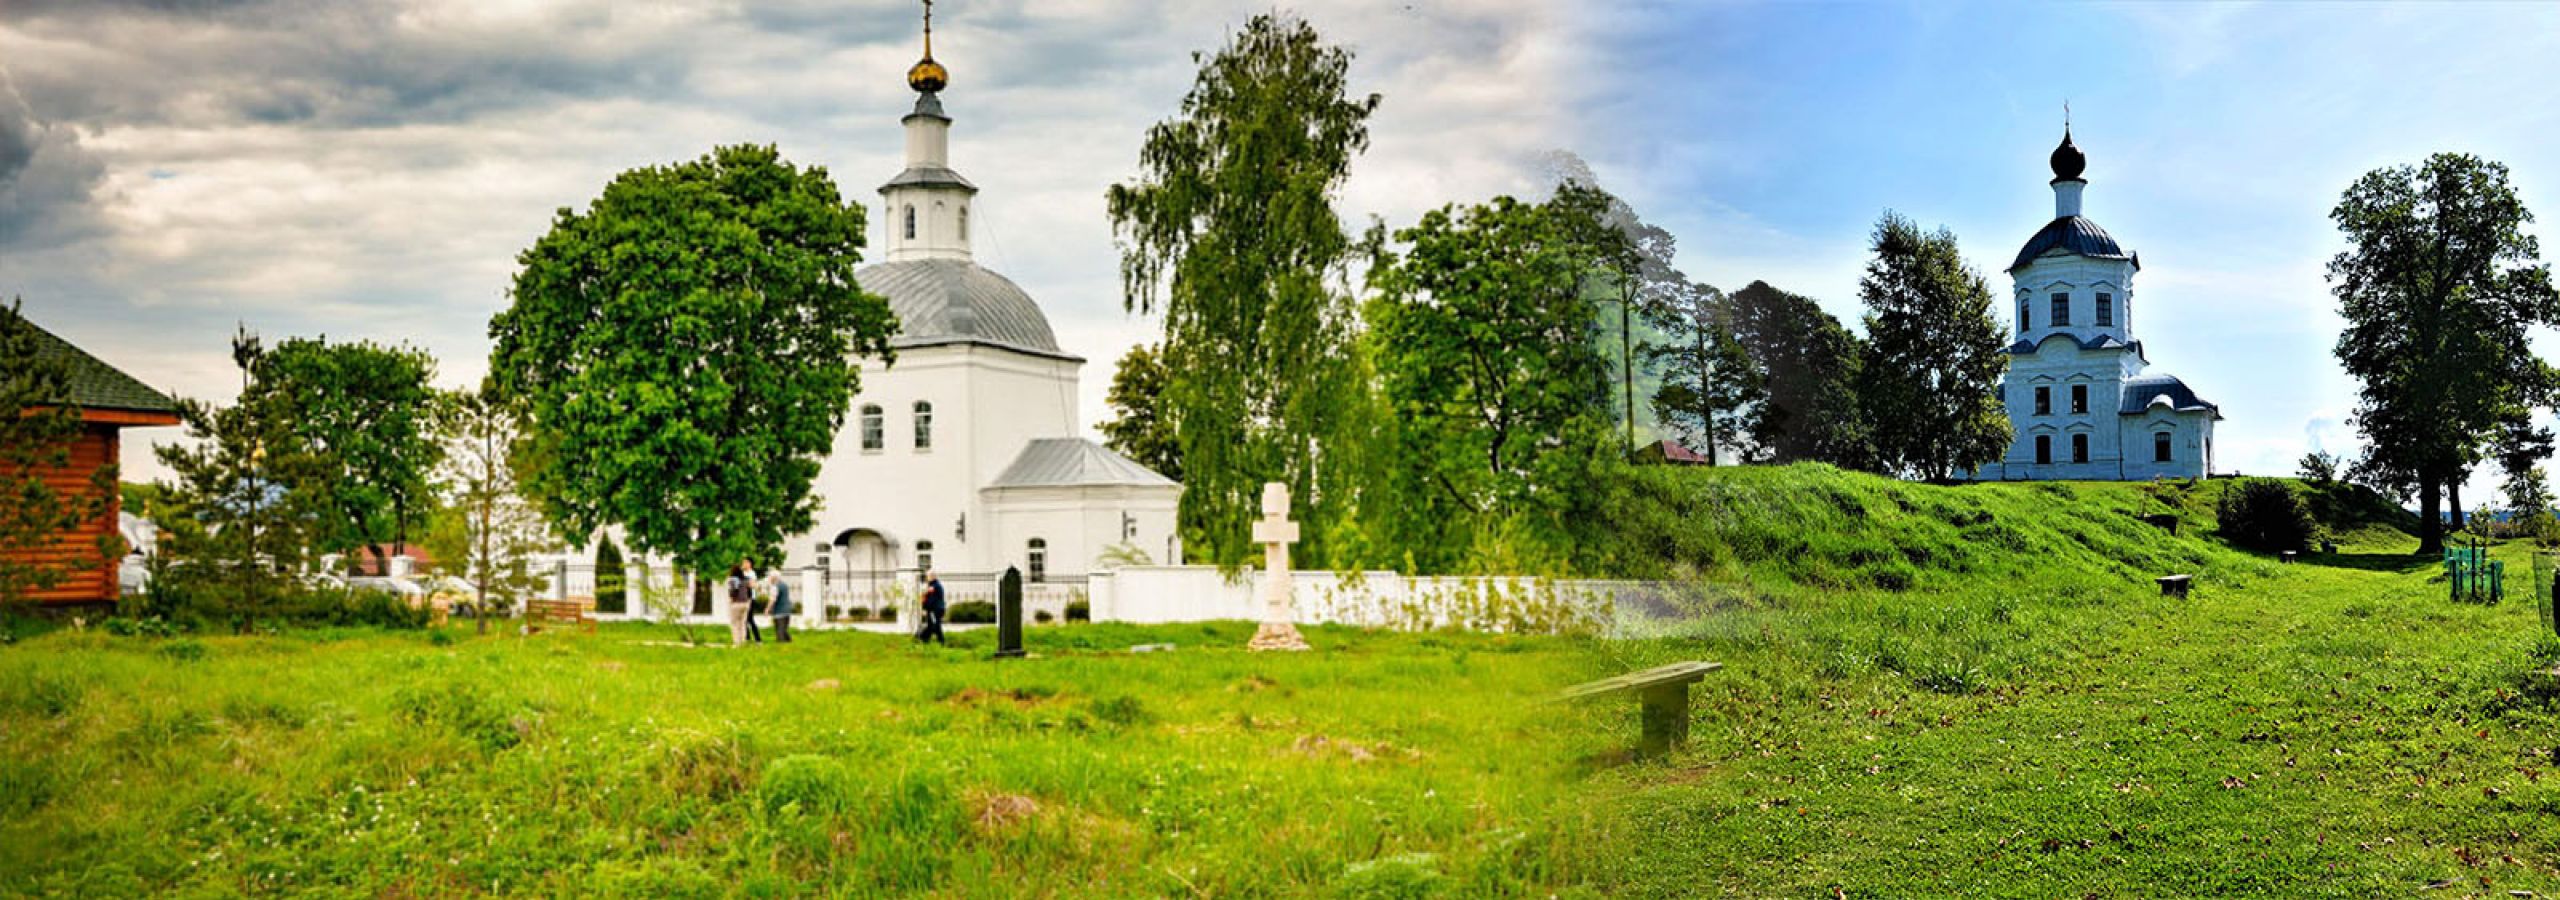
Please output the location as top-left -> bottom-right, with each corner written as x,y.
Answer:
1246,481 -> 1311,652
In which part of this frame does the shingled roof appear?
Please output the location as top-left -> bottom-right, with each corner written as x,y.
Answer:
23,318 -> 179,415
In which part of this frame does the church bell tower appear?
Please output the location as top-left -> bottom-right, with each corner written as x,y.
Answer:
881,1 -> 977,263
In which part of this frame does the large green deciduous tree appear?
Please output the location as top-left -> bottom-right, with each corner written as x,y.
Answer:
1098,343 -> 1181,482
1105,13 -> 1379,568
1729,280 -> 1872,467
1364,187 -> 1626,573
0,299 -> 114,606
244,337 -> 443,575
489,144 -> 895,580
2330,153 -> 2559,555
1855,212 -> 2012,481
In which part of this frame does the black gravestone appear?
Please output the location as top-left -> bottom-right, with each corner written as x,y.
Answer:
995,566 -> 1026,659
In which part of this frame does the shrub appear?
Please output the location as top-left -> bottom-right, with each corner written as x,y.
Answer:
876,606 -> 899,622
1064,600 -> 1091,623
594,538 -> 627,614
2216,478 -> 2317,554
1033,610 -> 1054,624
846,606 -> 870,621
947,600 -> 995,624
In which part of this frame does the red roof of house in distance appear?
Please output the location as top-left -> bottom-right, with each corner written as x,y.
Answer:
1637,439 -> 1710,466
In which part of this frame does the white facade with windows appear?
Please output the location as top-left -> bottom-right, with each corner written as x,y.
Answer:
1965,130 -> 2222,482
778,46 -> 1181,598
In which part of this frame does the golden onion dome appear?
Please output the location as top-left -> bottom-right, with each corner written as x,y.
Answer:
907,57 -> 948,93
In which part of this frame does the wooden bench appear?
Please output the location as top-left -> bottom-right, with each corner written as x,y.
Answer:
2279,551 -> 2297,564
527,597 -> 596,633
2156,574 -> 2193,598
1560,660 -> 1723,757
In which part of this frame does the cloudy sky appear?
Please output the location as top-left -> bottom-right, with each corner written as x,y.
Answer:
9,0 -> 2560,500
1579,1 -> 2560,496
1,0 -> 1590,481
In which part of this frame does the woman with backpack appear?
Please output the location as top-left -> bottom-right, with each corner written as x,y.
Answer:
726,560 -> 759,646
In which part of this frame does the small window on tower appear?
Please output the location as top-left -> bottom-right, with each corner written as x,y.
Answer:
2020,300 -> 2031,332
2155,432 -> 2172,463
2034,387 -> 2051,416
2072,433 -> 2090,464
903,205 -> 916,240
2095,292 -> 2114,327
2071,384 -> 2089,415
959,206 -> 968,241
2051,293 -> 2071,326
2035,435 -> 2052,465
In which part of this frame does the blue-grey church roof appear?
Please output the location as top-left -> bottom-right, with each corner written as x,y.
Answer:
2119,373 -> 2220,418
2008,216 -> 2138,273
857,258 -> 1077,361
987,438 -> 1177,489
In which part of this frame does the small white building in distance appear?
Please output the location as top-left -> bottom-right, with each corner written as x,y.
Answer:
779,24 -> 1180,598
1966,128 -> 2222,482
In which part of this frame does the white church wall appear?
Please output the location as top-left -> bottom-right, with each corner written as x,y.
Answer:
788,347 -> 979,572
1089,566 -> 1627,632
983,484 -> 1180,579
2013,255 -> 2137,349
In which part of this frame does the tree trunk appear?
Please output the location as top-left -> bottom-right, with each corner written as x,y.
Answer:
1698,331 -> 1717,466
2449,479 -> 2465,530
2417,477 -> 2446,556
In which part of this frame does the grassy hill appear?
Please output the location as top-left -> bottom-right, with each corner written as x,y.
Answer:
1577,465 -> 2560,898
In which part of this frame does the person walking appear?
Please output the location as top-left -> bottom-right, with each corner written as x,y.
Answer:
765,570 -> 795,644
914,569 -> 947,645
743,561 -> 766,644
725,561 -> 754,646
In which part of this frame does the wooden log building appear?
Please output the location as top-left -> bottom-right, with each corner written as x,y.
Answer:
9,320 -> 180,605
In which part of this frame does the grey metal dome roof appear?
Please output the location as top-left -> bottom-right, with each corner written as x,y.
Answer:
2009,215 -> 2135,273
2119,373 -> 2220,418
857,258 -> 1074,360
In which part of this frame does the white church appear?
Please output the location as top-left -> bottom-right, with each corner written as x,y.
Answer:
774,22 -> 1181,597
1965,128 -> 2222,482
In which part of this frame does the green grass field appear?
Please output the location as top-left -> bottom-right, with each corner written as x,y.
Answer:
9,465 -> 2560,898
0,622 -> 1613,897
1587,466 -> 2560,898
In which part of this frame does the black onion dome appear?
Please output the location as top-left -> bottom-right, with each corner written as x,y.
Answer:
2009,216 -> 2132,272
2050,129 -> 2086,182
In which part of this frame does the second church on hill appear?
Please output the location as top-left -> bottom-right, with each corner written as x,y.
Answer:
1964,129 -> 2223,482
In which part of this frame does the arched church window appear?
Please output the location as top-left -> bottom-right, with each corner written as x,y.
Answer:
861,404 -> 884,451
1027,538 -> 1047,583
2071,433 -> 2090,464
916,540 -> 934,574
913,401 -> 934,450
2095,292 -> 2114,327
2034,386 -> 2051,416
903,205 -> 916,240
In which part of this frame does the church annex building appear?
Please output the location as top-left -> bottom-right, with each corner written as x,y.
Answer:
1965,129 -> 2223,482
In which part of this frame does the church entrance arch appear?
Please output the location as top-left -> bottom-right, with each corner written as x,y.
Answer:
831,527 -> 900,607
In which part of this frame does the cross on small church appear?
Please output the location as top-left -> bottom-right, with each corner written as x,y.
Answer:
1246,482 -> 1310,651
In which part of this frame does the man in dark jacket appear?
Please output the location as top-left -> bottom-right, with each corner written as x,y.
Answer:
914,570 -> 946,645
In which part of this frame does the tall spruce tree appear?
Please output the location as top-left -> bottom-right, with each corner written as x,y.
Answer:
1104,14 -> 1378,568
155,327 -> 320,630
1728,280 -> 1871,467
2329,153 -> 2560,554
1855,212 -> 2012,481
